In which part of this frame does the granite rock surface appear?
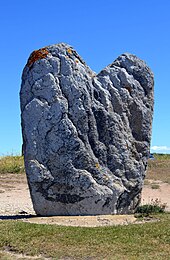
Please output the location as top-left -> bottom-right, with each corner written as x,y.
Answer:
20,43 -> 154,215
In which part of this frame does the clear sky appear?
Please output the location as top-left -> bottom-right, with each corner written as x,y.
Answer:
0,0 -> 170,155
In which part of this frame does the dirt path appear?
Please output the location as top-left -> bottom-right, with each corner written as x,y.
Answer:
0,173 -> 169,226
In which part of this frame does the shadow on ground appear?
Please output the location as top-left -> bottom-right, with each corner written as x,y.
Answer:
0,214 -> 37,220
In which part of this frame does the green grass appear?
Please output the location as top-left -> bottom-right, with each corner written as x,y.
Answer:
0,156 -> 24,174
0,214 -> 170,259
136,204 -> 166,215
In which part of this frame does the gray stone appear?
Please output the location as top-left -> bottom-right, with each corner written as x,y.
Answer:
20,43 -> 154,216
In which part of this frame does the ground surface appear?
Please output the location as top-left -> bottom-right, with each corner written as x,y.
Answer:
0,172 -> 169,226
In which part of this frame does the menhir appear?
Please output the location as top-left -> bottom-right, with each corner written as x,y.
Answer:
20,43 -> 154,216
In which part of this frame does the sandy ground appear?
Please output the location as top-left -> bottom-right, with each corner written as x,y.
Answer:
142,179 -> 170,210
0,173 -> 169,226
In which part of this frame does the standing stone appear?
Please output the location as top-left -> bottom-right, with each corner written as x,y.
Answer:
20,43 -> 154,216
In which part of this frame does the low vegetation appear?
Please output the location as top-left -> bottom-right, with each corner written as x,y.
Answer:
0,155 -> 24,174
136,198 -> 167,217
151,154 -> 170,160
151,183 -> 160,189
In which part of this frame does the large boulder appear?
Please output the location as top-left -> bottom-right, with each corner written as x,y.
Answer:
20,43 -> 154,216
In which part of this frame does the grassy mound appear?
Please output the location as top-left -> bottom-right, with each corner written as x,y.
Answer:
0,214 -> 170,259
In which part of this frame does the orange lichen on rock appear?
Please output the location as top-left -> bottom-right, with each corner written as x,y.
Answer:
95,163 -> 100,169
27,48 -> 49,67
67,48 -> 73,55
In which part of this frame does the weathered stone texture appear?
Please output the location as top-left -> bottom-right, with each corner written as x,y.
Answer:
20,43 -> 154,215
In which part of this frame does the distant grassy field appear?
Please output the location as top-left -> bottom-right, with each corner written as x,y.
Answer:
147,154 -> 170,184
0,155 -> 24,174
0,214 -> 170,260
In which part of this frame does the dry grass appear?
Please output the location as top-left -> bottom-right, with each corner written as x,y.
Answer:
151,183 -> 160,189
0,156 -> 24,174
147,154 -> 170,184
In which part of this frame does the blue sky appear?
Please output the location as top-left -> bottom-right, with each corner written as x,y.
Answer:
0,0 -> 170,155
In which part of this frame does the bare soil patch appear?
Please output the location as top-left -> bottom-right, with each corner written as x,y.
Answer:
142,179 -> 170,210
0,173 -> 34,216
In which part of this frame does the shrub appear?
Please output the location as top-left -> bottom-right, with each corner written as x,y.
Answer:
136,198 -> 167,216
